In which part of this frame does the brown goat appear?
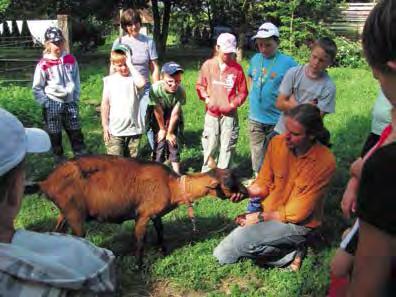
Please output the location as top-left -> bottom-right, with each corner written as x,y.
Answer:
39,155 -> 247,265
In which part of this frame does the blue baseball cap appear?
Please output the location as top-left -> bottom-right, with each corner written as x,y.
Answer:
161,62 -> 184,75
44,27 -> 64,43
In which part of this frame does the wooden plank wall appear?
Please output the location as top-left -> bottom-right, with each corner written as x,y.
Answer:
328,2 -> 376,39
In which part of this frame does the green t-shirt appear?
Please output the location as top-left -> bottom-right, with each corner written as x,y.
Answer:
148,81 -> 186,111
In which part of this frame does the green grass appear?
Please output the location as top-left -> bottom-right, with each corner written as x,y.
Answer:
0,47 -> 378,296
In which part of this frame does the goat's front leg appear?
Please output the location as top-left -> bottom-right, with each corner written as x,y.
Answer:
152,216 -> 167,254
134,216 -> 150,267
54,214 -> 68,233
62,207 -> 86,237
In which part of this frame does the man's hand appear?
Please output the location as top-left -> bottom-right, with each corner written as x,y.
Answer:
230,192 -> 246,202
235,212 -> 262,227
157,129 -> 166,142
247,183 -> 262,197
166,132 -> 177,147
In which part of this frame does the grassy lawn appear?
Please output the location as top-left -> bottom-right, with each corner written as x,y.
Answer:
0,47 -> 378,296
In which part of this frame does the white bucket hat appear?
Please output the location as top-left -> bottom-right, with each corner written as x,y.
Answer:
0,108 -> 51,176
217,33 -> 237,53
252,22 -> 280,39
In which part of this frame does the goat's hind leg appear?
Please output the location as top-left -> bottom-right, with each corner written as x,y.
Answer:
152,216 -> 167,255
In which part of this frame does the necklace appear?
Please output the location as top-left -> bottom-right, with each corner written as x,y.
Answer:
258,52 -> 278,101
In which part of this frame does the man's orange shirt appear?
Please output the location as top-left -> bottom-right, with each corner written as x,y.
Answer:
252,135 -> 336,228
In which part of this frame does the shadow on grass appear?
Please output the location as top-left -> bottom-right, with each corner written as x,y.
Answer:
319,113 -> 371,246
23,213 -> 235,259
100,215 -> 235,257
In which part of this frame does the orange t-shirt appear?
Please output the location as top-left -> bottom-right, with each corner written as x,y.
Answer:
252,135 -> 336,228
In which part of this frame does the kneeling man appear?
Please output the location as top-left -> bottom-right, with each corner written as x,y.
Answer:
214,104 -> 336,267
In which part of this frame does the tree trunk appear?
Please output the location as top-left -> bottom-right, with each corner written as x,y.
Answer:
151,0 -> 172,59
236,0 -> 251,62
236,31 -> 245,63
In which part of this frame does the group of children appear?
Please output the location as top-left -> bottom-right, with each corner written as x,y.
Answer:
32,26 -> 186,175
32,25 -> 338,178
28,0 -> 396,293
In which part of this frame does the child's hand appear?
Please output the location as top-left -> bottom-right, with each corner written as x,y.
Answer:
206,102 -> 219,113
219,102 -> 236,114
157,129 -> 166,142
341,190 -> 357,219
166,133 -> 177,147
289,94 -> 298,107
341,177 -> 358,219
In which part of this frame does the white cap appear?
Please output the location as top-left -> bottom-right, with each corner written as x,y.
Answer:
217,33 -> 237,53
0,108 -> 51,176
252,22 -> 280,39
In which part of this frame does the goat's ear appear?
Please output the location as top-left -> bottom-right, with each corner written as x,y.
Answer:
207,156 -> 217,169
206,178 -> 220,189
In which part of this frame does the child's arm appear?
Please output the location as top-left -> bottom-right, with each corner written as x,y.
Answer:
275,67 -> 298,111
196,63 -> 210,102
341,176 -> 359,219
101,81 -> 111,143
341,158 -> 364,218
73,60 -> 81,102
153,105 -> 166,142
32,64 -> 49,106
232,70 -> 248,108
149,60 -> 160,83
125,54 -> 146,88
276,93 -> 298,111
166,103 -> 182,147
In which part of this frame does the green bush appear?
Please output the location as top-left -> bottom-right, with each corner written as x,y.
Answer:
334,37 -> 366,68
281,36 -> 367,69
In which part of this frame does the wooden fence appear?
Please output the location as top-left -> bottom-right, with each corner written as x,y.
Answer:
0,15 -> 70,84
329,2 -> 376,39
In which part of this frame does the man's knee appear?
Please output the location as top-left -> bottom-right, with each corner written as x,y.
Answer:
213,240 -> 240,265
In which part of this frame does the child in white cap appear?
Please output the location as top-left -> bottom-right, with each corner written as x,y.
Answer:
196,33 -> 248,172
0,108 -> 116,296
247,22 -> 297,177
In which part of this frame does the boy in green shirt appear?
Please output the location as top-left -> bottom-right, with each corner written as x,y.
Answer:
149,62 -> 186,174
